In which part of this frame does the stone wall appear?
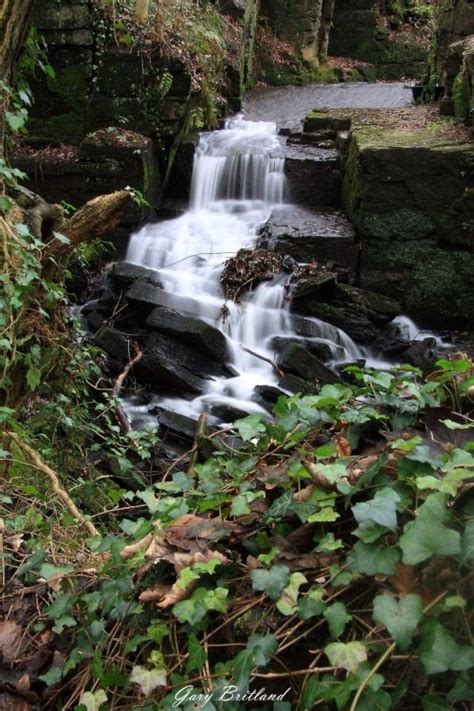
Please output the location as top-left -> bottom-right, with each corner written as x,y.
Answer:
342,127 -> 474,326
260,0 -> 323,66
329,0 -> 429,80
429,0 -> 474,120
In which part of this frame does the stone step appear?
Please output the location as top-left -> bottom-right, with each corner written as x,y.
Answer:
284,143 -> 341,207
258,206 -> 359,269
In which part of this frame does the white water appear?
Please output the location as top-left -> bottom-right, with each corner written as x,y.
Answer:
125,116 -> 377,420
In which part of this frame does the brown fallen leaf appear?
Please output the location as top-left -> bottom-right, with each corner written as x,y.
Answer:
293,485 -> 314,503
0,621 -> 23,664
120,532 -> 154,560
334,434 -> 351,458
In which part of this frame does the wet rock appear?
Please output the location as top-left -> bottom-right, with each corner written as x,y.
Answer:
254,384 -> 289,410
93,326 -> 131,364
270,336 -> 334,362
284,144 -> 341,207
286,129 -> 337,147
332,284 -> 401,325
136,332 -> 228,395
126,281 -> 222,321
85,309 -> 106,332
146,307 -> 228,362
403,338 -> 438,370
292,301 -> 378,344
258,207 -> 359,269
154,407 -> 198,445
291,273 -> 337,300
209,403 -> 250,422
277,344 -> 343,386
278,373 -> 316,395
110,262 -> 162,291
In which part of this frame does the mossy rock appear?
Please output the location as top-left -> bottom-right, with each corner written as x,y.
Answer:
304,111 -> 352,132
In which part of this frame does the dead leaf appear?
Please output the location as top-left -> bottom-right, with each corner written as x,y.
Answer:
293,485 -> 313,503
335,435 -> 351,458
120,532 -> 154,560
0,621 -> 23,664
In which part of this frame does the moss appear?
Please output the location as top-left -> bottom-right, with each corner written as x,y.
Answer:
46,63 -> 89,110
452,68 -> 471,121
28,113 -> 86,144
360,209 -> 435,240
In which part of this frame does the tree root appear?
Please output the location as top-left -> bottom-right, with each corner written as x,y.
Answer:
5,432 -> 99,537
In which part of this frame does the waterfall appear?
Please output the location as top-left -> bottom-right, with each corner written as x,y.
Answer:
126,116 -> 365,419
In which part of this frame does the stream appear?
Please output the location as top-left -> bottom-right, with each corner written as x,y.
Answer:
123,115 -> 420,425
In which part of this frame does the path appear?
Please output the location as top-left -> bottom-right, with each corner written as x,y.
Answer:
244,81 -> 413,128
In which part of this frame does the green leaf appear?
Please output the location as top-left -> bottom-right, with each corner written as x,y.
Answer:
130,665 -> 167,695
235,415 -> 266,442
372,594 -> 423,650
420,621 -> 474,675
26,366 -> 41,391
79,689 -> 108,711
186,634 -> 206,672
231,634 -> 278,693
251,565 -> 290,600
276,572 -> 307,616
5,109 -> 27,132
297,587 -> 326,620
325,641 -> 367,673
351,541 -> 399,575
399,506 -> 461,566
461,520 -> 474,563
351,488 -> 400,532
324,602 -> 352,639
0,196 -> 12,213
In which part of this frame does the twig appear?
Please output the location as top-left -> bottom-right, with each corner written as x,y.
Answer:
241,345 -> 283,375
187,413 -> 208,475
5,432 -> 98,537
112,345 -> 143,432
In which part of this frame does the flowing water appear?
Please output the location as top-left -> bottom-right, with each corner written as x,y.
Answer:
124,117 -> 409,422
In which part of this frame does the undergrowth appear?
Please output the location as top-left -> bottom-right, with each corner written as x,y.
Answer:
1,350 -> 473,710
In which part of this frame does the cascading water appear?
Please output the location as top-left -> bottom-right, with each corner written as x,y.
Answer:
126,116 -> 366,421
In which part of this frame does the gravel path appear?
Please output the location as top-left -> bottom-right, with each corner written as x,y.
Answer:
244,82 -> 413,129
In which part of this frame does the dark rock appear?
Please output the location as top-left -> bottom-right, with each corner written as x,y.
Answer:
277,344 -> 343,385
209,403 -> 250,422
110,262 -> 162,291
93,326 -> 131,364
373,333 -> 410,357
278,373 -> 316,395
291,273 -> 337,300
85,309 -> 106,332
154,407 -> 199,444
258,207 -> 359,269
403,338 -> 438,370
146,307 -> 228,361
136,332 -> 228,395
270,336 -> 334,362
253,384 -> 287,410
329,284 -> 401,325
126,281 -> 222,321
291,301 -> 378,344
284,144 -> 341,207
303,111 -> 352,132
219,0 -> 245,17
286,129 -> 337,146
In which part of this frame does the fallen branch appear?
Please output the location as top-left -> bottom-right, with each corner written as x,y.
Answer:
45,189 -> 131,261
112,344 -> 143,433
5,432 -> 98,537
241,345 -> 283,376
187,413 -> 208,475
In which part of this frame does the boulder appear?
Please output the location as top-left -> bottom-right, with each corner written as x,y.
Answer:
146,307 -> 228,362
110,262 -> 162,291
154,407 -> 199,444
136,332 -> 228,395
270,336 -> 335,362
219,0 -> 245,18
291,301 -> 378,344
126,281 -> 222,321
253,384 -> 287,409
93,326 -> 131,364
277,344 -> 343,386
258,207 -> 359,269
278,373 -> 316,395
291,273 -> 337,300
303,111 -> 352,133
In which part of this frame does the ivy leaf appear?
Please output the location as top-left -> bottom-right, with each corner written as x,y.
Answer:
26,366 -> 41,391
231,634 -> 278,693
420,621 -> 474,675
323,602 -> 352,639
351,541 -> 399,575
251,565 -> 290,600
0,196 -> 12,213
372,594 -> 423,650
130,665 -> 167,695
325,641 -> 367,673
461,520 -> 474,564
297,587 -> 326,620
276,572 -> 307,616
399,516 -> 461,565
79,689 -> 108,711
186,634 -> 206,672
235,415 -> 266,442
351,488 -> 400,532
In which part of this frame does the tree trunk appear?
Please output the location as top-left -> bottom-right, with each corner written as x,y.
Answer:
134,0 -> 150,24
0,0 -> 36,157
319,0 -> 335,64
